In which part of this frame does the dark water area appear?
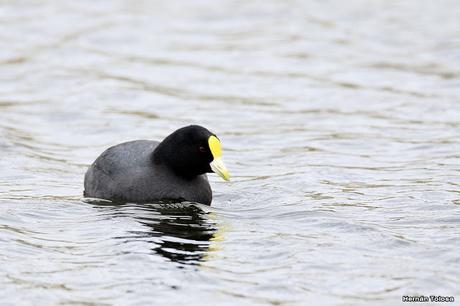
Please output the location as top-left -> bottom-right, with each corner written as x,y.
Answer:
1,1 -> 460,305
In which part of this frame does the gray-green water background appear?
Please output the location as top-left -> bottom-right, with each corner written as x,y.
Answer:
1,1 -> 460,305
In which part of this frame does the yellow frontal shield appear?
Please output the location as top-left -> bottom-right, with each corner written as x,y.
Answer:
208,135 -> 230,181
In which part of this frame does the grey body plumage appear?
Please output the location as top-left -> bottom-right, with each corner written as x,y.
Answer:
84,140 -> 212,205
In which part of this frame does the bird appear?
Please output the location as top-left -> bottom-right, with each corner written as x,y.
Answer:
84,125 -> 230,205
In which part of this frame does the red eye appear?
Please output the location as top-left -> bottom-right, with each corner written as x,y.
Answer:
199,146 -> 206,153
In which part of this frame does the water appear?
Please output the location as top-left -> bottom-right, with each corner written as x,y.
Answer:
1,1 -> 460,305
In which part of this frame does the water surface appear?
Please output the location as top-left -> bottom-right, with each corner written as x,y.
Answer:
1,1 -> 460,305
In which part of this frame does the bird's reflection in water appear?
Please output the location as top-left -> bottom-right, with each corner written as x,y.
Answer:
88,199 -> 219,265
135,203 -> 218,264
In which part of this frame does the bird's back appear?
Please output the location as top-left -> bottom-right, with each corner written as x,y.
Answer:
84,140 -> 212,204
